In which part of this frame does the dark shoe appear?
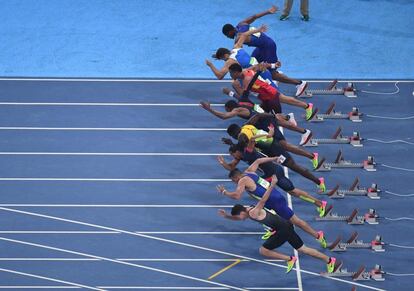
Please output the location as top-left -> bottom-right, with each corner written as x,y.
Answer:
280,14 -> 289,21
302,15 -> 310,21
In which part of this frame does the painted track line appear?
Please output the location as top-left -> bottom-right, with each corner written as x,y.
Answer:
0,268 -> 104,291
0,127 -> 226,131
0,231 -> 263,235
0,258 -> 284,262
0,204 -> 235,207
0,287 -> 299,290
0,102 -> 224,106
0,207 -> 385,291
0,152 -> 229,156
0,237 -> 247,291
0,78 -> 412,82
0,178 -> 231,182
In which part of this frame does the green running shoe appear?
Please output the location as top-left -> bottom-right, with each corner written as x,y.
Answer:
286,256 -> 297,273
317,230 -> 327,248
316,200 -> 328,217
318,177 -> 326,192
327,257 -> 338,273
262,229 -> 274,240
305,103 -> 314,120
312,152 -> 319,169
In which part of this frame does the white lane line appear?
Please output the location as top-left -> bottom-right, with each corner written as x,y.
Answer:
0,127 -> 226,131
0,204 -> 234,207
280,127 -> 302,291
0,287 -> 299,290
0,268 -> 104,291
0,103 -> 224,106
0,207 -> 385,291
0,231 -> 263,235
0,237 -> 247,291
0,178 -> 230,182
0,152 -> 229,156
0,78 -> 411,83
0,258 -> 283,262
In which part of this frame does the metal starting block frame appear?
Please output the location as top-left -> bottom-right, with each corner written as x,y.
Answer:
303,127 -> 363,147
315,150 -> 376,172
319,177 -> 380,199
322,264 -> 385,281
300,80 -> 358,98
309,102 -> 363,122
328,232 -> 385,252
315,208 -> 379,225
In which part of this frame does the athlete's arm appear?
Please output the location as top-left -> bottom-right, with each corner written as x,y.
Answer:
217,156 -> 240,171
217,209 -> 244,221
246,112 -> 274,125
239,6 -> 278,25
246,156 -> 279,172
206,59 -> 235,80
217,178 -> 247,200
250,175 -> 278,217
234,24 -> 267,48
200,101 -> 240,120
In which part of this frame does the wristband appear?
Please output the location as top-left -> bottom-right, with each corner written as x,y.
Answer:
222,189 -> 226,195
228,91 -> 235,97
270,63 -> 276,69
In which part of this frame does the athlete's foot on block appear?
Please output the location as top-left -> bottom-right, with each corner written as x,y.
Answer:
305,103 -> 317,121
296,81 -> 308,97
280,14 -> 289,21
316,200 -> 327,217
312,152 -> 319,169
286,256 -> 297,273
317,231 -> 327,248
314,156 -> 326,171
326,257 -> 337,273
287,113 -> 297,127
299,129 -> 312,146
318,177 -> 326,192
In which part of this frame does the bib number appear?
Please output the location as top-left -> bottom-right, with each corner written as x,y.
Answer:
257,177 -> 271,189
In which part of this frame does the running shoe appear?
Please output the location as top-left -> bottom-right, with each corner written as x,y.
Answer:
305,103 -> 314,120
261,229 -> 275,240
301,15 -> 310,22
317,230 -> 327,248
318,177 -> 326,192
286,256 -> 297,273
295,81 -> 308,97
316,200 -> 327,217
280,14 -> 289,21
287,113 -> 297,127
326,257 -> 341,273
299,129 -> 312,146
312,152 -> 319,169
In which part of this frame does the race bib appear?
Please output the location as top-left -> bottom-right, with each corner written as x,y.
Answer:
257,177 -> 271,189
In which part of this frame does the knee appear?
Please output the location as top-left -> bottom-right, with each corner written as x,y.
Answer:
259,246 -> 270,257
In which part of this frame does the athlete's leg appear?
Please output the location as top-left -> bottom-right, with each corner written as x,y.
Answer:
279,93 -> 308,109
297,245 -> 329,262
284,157 -> 321,186
259,246 -> 291,261
289,214 -> 318,239
288,188 -> 323,208
275,114 -> 308,134
279,139 -> 314,159
271,70 -> 301,86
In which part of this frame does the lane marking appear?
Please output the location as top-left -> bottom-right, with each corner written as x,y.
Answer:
0,287 -> 300,290
208,260 -> 242,280
0,258 -> 283,262
0,268 -> 104,291
0,78 -> 412,82
0,103 -> 224,106
0,178 -> 230,182
0,231 -> 263,235
0,152 -> 229,156
0,204 -> 235,208
0,127 -> 226,131
0,207 -> 385,291
0,237 -> 247,291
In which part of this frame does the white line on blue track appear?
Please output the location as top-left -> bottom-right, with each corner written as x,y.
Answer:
0,178 -> 231,182
0,152 -> 229,156
0,102 -> 224,106
0,127 -> 226,131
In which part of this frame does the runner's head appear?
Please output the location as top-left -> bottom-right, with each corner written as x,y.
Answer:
229,143 -> 244,160
228,63 -> 243,80
213,48 -> 231,60
227,123 -> 241,139
222,24 -> 236,39
231,204 -> 249,219
228,168 -> 243,183
224,100 -> 239,112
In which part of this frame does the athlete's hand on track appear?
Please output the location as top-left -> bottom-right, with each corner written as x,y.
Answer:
217,209 -> 227,217
268,5 -> 278,14
222,87 -> 232,95
217,155 -> 225,165
217,185 -> 226,194
258,24 -> 268,33
200,101 -> 211,110
221,137 -> 234,146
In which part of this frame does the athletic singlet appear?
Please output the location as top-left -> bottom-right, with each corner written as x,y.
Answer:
249,208 -> 291,230
230,48 -> 258,68
239,70 -> 279,101
236,24 -> 275,48
239,124 -> 273,145
244,172 -> 285,205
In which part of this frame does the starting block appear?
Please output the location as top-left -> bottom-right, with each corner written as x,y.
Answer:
322,264 -> 385,281
300,80 -> 357,98
320,177 -> 380,199
315,208 -> 379,225
328,232 -> 385,252
309,102 -> 363,122
303,127 -> 363,147
315,150 -> 376,172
